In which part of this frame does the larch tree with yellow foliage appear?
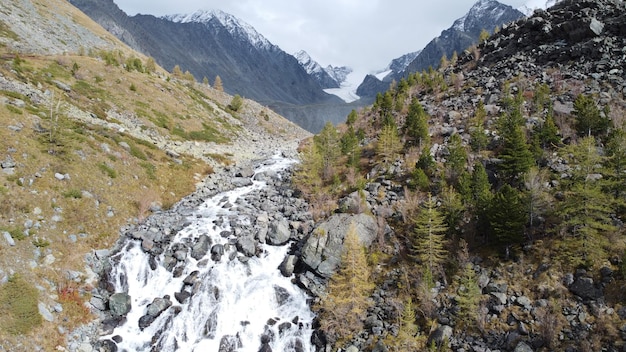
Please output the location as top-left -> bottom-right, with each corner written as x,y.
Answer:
315,222 -> 374,346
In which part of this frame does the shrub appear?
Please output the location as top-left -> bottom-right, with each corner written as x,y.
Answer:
228,94 -> 243,111
98,162 -> 117,178
62,189 -> 82,199
0,275 -> 42,335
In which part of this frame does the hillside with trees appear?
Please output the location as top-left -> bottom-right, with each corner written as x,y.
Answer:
292,0 -> 626,350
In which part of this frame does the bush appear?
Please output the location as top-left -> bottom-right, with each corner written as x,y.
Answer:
228,94 -> 243,111
0,275 -> 42,335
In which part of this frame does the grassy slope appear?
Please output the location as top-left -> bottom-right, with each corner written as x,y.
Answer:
0,0 -> 308,350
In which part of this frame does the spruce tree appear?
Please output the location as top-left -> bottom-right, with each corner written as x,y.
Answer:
403,97 -> 429,148
340,126 -> 361,169
410,193 -> 448,277
315,223 -> 374,345
489,184 -> 527,248
573,94 -> 609,137
445,134 -> 467,185
498,123 -> 534,185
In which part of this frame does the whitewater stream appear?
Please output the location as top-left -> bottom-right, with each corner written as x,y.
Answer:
104,154 -> 315,351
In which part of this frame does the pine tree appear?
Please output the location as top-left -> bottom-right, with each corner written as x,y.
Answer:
213,75 -> 223,91
315,223 -> 374,345
456,263 -> 481,329
391,297 -> 424,350
469,101 -> 489,153
172,64 -> 183,78
557,136 -> 617,267
499,124 -> 534,185
340,126 -> 361,169
293,141 -> 323,193
440,184 -> 465,235
377,124 -> 402,166
314,122 -> 341,182
403,97 -> 429,148
346,109 -> 358,125
410,194 -> 448,276
489,184 -> 527,248
573,94 -> 609,137
380,91 -> 395,127
534,103 -> 560,149
445,134 -> 467,185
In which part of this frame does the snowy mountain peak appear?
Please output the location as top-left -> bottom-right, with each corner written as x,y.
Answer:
295,50 -> 324,75
453,0 -> 512,32
164,9 -> 273,49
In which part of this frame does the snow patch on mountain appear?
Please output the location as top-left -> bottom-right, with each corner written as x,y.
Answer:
453,0 -> 508,31
295,50 -> 325,75
323,70 -> 363,103
165,9 -> 274,50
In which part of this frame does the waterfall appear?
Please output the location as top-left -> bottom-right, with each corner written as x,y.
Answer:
103,154 -> 315,352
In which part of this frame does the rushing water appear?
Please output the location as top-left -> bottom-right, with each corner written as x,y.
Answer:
104,155 -> 315,352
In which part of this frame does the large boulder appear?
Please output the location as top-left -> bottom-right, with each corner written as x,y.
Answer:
108,292 -> 131,317
301,213 -> 377,278
267,219 -> 291,245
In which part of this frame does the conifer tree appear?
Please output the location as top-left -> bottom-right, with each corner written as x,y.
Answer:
293,141 -> 323,193
557,136 -> 617,266
469,162 -> 493,238
489,184 -> 527,248
445,134 -> 467,184
469,101 -> 488,153
377,124 -> 402,166
314,122 -> 340,182
392,297 -> 424,350
315,223 -> 374,345
403,97 -> 429,148
346,109 -> 358,125
172,64 -> 183,78
456,263 -> 481,329
213,75 -> 223,91
440,184 -> 465,235
499,123 -> 534,185
341,126 -> 361,169
410,193 -> 448,276
534,103 -> 560,149
380,91 -> 395,127
573,94 -> 609,137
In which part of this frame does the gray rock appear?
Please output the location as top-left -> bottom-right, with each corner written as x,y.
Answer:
52,80 -> 71,92
267,219 -> 291,245
569,276 -> 602,300
589,18 -> 604,36
236,235 -> 257,257
279,255 -> 297,277
301,213 -> 377,278
38,302 -> 54,322
191,234 -> 212,260
3,231 -> 15,246
146,296 -> 172,317
427,325 -> 453,348
514,341 -> 533,352
109,292 -> 132,317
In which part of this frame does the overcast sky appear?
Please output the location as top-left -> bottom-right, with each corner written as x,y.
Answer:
112,0 -> 544,76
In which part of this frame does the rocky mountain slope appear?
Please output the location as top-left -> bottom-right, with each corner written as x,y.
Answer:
357,0 -> 525,99
283,0 -> 626,351
0,0 -> 309,350
67,0 -> 348,133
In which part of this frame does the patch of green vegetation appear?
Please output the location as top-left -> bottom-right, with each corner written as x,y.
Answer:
140,161 -> 157,180
72,80 -> 108,100
198,123 -> 230,143
128,142 -> 147,160
206,153 -> 233,165
98,50 -> 121,66
41,61 -> 71,80
32,238 -> 50,248
135,101 -> 149,109
0,185 -> 7,194
187,85 -> 215,113
0,90 -> 29,101
0,274 -> 42,335
1,228 -> 26,241
98,162 -> 117,179
5,105 -> 22,114
62,189 -> 82,199
0,20 -> 19,41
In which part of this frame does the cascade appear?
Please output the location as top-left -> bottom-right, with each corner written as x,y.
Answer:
103,154 -> 315,352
